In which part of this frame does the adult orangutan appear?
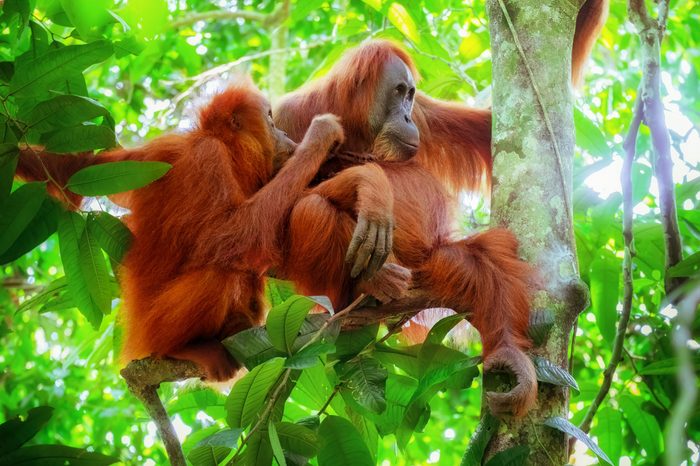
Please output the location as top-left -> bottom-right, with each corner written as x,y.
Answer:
274,0 -> 608,416
16,83 -> 349,380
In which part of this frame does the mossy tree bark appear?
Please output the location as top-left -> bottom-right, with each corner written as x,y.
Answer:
486,0 -> 587,463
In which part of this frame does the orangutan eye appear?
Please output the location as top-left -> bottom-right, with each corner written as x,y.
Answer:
395,84 -> 407,95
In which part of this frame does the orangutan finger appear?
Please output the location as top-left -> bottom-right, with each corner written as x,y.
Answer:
351,222 -> 378,278
346,216 -> 369,265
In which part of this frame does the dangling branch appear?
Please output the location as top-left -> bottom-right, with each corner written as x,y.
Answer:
628,0 -> 683,294
579,99 -> 642,434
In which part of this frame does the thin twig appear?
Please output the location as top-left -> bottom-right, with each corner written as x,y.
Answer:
317,385 -> 341,416
230,369 -> 292,463
579,99 -> 643,434
623,347 -> 669,412
171,0 -> 289,29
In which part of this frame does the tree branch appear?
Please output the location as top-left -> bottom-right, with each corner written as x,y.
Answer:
171,1 -> 290,29
579,99 -> 643,434
628,0 -> 683,294
120,358 -> 202,466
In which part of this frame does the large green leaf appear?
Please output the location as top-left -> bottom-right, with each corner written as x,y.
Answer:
266,295 -> 316,354
0,445 -> 118,466
589,248 -> 620,343
574,108 -> 610,157
66,160 -> 171,196
318,416 -> 373,466
618,394 -> 662,460
0,406 -> 53,456
667,251 -> 700,277
223,327 -> 285,370
0,182 -> 47,255
264,278 -> 296,307
42,124 -> 116,153
341,356 -> 388,414
274,422 -> 319,458
87,211 -> 132,263
0,144 -> 18,203
461,413 -> 500,466
79,220 -> 112,314
9,40 -> 113,97
595,407 -> 622,466
226,358 -> 284,429
267,421 -> 287,466
638,356 -> 700,375
20,94 -> 112,132
483,445 -> 530,466
0,196 -> 60,265
58,211 -> 102,328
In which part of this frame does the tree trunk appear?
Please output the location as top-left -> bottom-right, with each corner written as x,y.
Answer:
486,0 -> 585,462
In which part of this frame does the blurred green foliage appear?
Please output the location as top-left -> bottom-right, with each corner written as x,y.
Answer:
0,1 -> 698,465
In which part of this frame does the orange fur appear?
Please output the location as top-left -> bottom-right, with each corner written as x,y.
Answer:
16,84 -> 342,380
275,5 -> 606,415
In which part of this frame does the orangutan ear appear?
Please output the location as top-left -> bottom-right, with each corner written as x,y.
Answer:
230,113 -> 242,130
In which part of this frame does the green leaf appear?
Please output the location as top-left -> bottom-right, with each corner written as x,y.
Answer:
9,40 -> 113,97
79,221 -> 112,314
574,108 -> 610,157
532,356 -> 579,392
318,416 -> 373,466
374,374 -> 416,435
461,413 -> 500,466
668,251 -> 700,277
638,356 -> 700,375
265,278 -> 296,307
239,429 -> 273,466
483,445 -> 530,466
113,36 -> 147,58
266,295 -> 317,354
387,3 -> 420,43
187,445 -> 230,466
341,356 -> 388,414
87,211 -> 132,263
595,407 -> 622,466
0,182 -> 47,255
66,160 -> 171,196
20,94 -> 112,132
334,324 -> 379,360
0,444 -> 118,466
284,342 -> 335,369
543,416 -> 612,465
0,406 -> 53,456
589,248 -> 620,343
274,422 -> 319,458
0,144 -> 18,203
618,394 -> 662,460
374,344 -> 421,378
268,421 -> 287,466
226,358 -> 284,429
223,327 -> 285,370
0,196 -> 60,265
16,277 -> 68,314
58,211 -> 102,328
42,124 -> 116,153
424,313 -> 466,345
